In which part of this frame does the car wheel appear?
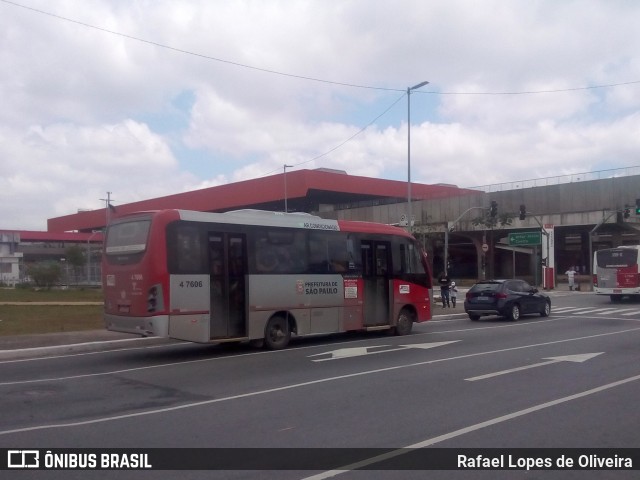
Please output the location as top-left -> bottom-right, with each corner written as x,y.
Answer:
540,301 -> 551,317
468,314 -> 480,321
508,304 -> 521,321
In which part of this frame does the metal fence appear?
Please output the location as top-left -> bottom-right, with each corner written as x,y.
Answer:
468,165 -> 640,193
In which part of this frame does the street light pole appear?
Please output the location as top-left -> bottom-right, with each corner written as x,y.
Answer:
283,164 -> 293,213
407,81 -> 429,232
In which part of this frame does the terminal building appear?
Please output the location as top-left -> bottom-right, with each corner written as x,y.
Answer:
3,167 -> 640,288
0,230 -> 103,286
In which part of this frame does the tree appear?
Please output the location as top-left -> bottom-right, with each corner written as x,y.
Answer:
65,245 -> 86,284
26,262 -> 62,289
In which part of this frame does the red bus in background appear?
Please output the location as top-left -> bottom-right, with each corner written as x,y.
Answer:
593,245 -> 640,302
102,209 -> 433,349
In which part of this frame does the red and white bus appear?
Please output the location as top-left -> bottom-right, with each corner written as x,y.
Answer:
593,245 -> 640,302
102,209 -> 433,349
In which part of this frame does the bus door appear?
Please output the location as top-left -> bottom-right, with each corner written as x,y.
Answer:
209,233 -> 247,339
361,241 -> 391,326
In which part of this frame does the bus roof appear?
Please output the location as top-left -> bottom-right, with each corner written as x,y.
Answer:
113,209 -> 414,238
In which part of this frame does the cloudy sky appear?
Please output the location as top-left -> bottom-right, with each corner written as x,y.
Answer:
2,0 -> 640,230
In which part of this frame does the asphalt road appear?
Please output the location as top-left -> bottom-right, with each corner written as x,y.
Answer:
1,291 -> 640,480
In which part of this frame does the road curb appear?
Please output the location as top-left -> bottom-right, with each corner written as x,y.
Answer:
0,337 -> 179,361
0,302 -> 103,306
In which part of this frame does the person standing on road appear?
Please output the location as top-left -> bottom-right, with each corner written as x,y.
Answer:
438,271 -> 451,308
450,281 -> 458,307
565,266 -> 577,291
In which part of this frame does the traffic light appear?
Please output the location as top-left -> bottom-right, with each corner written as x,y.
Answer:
624,205 -> 631,219
636,198 -> 640,215
519,204 -> 526,220
490,200 -> 498,218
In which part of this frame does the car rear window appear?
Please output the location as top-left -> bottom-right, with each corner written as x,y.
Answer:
469,282 -> 502,293
505,281 -> 523,292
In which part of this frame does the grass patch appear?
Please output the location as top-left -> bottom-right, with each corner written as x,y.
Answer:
0,288 -> 104,336
0,305 -> 103,336
0,287 -> 103,303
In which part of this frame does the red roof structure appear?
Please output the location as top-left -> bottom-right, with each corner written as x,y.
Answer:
15,231 -> 104,243
47,169 -> 477,233
1,230 -> 103,243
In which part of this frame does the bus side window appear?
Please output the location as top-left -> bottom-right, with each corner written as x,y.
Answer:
413,243 -> 426,274
361,243 -> 373,276
399,243 -> 408,274
328,238 -> 348,272
254,230 -> 307,274
255,238 -> 278,273
398,241 -> 426,274
375,243 -> 389,275
209,236 -> 223,275
176,226 -> 205,273
282,231 -> 307,273
229,237 -> 245,276
346,236 -> 359,271
309,234 -> 330,273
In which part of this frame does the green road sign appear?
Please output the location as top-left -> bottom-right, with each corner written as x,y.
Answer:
508,231 -> 542,246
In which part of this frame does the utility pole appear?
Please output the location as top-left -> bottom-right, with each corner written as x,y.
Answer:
283,165 -> 293,213
100,192 -> 115,227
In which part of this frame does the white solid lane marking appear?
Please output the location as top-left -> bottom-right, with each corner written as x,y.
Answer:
2,327 -> 640,436
301,373 -> 640,479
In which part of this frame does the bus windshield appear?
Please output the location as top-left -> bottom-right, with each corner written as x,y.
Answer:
106,219 -> 151,255
596,249 -> 638,268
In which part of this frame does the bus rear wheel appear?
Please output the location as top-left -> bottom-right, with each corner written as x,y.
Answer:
610,295 -> 623,303
394,309 -> 414,336
264,315 -> 291,350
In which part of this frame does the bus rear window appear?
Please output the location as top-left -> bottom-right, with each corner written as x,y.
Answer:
106,220 -> 151,255
596,249 -> 638,268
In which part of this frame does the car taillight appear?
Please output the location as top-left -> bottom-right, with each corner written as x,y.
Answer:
495,292 -> 508,299
465,291 -> 473,300
592,275 -> 598,287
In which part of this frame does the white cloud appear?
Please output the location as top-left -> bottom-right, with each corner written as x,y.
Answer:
1,0 -> 640,229
0,120 -> 197,229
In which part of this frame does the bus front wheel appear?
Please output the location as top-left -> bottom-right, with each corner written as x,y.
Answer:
264,315 -> 291,350
394,309 -> 414,336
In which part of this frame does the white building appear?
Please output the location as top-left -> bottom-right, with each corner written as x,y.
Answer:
0,232 -> 23,286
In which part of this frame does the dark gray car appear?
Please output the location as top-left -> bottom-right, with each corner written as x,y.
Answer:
464,279 -> 551,321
